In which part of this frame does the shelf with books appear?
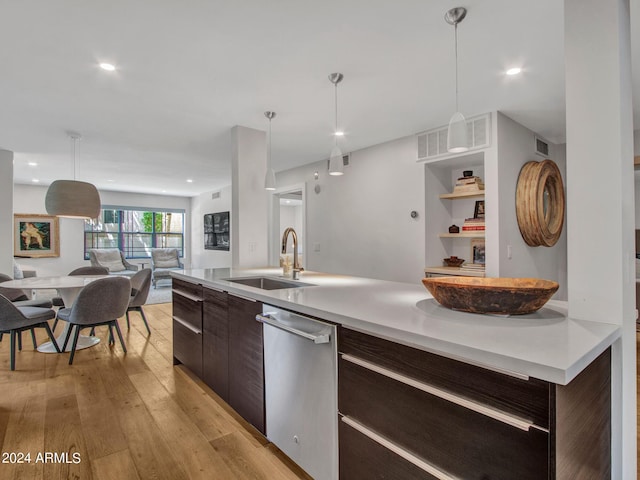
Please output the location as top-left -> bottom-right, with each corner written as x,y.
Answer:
438,232 -> 485,238
439,190 -> 485,199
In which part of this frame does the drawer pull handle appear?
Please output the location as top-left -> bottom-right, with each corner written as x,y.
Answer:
341,416 -> 459,480
228,292 -> 258,302
341,354 -> 544,432
172,289 -> 203,302
173,316 -> 202,335
256,313 -> 330,344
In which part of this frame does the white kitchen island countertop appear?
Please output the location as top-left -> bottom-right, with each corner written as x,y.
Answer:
172,268 -> 620,385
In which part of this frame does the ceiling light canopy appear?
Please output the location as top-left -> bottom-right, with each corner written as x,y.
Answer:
264,111 -> 277,191
445,7 -> 470,154
328,73 -> 345,176
99,62 -> 116,71
45,134 -> 101,219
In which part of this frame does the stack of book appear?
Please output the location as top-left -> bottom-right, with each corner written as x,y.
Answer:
460,262 -> 486,273
462,217 -> 485,232
453,175 -> 484,194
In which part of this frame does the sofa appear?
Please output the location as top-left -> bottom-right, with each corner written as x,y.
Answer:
88,249 -> 138,277
150,248 -> 183,288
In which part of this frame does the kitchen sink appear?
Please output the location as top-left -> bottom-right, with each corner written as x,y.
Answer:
224,276 -> 315,290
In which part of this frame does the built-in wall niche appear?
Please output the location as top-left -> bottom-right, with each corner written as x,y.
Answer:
204,211 -> 229,251
424,151 -> 486,276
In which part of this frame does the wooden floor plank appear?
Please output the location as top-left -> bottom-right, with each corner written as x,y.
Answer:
44,394 -> 93,480
91,449 -> 141,480
128,370 -> 238,479
0,382 -> 46,480
210,430 -> 308,480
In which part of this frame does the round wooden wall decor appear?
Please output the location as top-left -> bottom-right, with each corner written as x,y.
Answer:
516,159 -> 565,247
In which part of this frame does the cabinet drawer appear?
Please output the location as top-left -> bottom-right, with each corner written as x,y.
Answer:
203,287 -> 229,401
173,289 -> 203,331
339,327 -> 550,428
173,318 -> 203,378
203,287 -> 227,333
172,278 -> 203,301
339,417 -> 440,480
339,356 -> 549,480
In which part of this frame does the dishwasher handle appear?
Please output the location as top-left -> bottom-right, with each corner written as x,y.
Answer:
256,313 -> 330,344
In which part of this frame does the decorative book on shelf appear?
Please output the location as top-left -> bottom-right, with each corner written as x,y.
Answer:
462,217 -> 485,231
453,175 -> 484,194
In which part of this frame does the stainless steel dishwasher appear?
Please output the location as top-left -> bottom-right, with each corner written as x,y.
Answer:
256,305 -> 338,480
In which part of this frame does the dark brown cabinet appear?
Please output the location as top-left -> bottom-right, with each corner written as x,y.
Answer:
338,327 -> 611,480
203,286 -> 229,402
228,293 -> 265,434
172,278 -> 203,378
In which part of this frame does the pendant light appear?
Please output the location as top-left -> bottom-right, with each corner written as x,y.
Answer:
264,111 -> 277,191
328,72 -> 344,176
45,133 -> 101,219
445,7 -> 469,153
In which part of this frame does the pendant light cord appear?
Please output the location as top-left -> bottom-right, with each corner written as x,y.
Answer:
334,82 -> 339,147
268,118 -> 272,169
71,136 -> 79,181
454,23 -> 459,113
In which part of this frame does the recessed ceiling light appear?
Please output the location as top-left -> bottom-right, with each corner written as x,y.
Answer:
106,179 -> 114,182
28,162 -> 38,167
32,178 -> 39,183
162,190 -> 167,193
186,179 -> 193,183
99,63 -> 116,71
506,67 -> 522,76
334,131 -> 344,137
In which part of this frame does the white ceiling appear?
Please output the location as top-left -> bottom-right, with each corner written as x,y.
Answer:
2,0 -> 639,197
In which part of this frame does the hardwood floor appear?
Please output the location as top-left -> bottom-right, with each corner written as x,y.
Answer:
0,303 -> 310,480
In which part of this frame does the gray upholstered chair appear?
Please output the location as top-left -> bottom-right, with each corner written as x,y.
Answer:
51,266 -> 110,330
126,268 -> 152,335
0,294 -> 59,370
88,249 -> 138,277
57,276 -> 131,364
150,248 -> 183,288
0,272 -> 53,349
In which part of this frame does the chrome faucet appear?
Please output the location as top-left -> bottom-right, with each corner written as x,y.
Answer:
281,227 -> 303,279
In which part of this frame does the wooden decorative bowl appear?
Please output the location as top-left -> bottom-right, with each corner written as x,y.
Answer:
443,257 -> 465,267
421,277 -> 559,315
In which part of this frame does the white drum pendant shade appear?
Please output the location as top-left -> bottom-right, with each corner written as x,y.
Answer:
328,145 -> 344,176
265,167 -> 276,190
45,180 -> 101,219
447,111 -> 470,153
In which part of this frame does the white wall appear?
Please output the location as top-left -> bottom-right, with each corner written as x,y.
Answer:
496,112 -> 568,300
280,204 -> 303,253
190,185 -> 233,269
231,126 -> 269,267
0,150 -> 14,276
13,184 -> 191,276
276,134 -> 425,283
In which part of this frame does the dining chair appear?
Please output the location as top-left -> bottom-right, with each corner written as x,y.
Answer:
0,294 -> 60,370
126,268 -> 152,335
57,276 -> 131,365
0,272 -> 53,349
51,266 -> 109,331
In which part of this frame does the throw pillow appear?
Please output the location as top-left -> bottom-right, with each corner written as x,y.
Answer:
13,260 -> 24,279
153,250 -> 180,268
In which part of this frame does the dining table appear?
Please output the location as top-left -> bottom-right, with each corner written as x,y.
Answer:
2,274 -> 110,353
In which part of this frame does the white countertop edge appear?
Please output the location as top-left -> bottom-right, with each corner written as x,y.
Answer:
171,269 -> 621,385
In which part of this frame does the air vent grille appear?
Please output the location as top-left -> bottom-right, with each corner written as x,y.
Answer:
416,113 -> 491,161
211,191 -> 221,200
535,136 -> 549,157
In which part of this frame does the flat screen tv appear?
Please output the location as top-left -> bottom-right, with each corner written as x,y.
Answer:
204,211 -> 230,251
